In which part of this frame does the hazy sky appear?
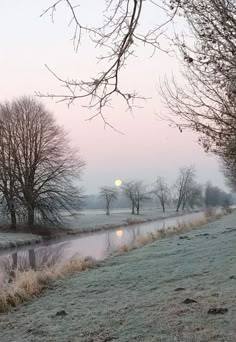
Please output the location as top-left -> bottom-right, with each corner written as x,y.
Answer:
0,1 -> 229,194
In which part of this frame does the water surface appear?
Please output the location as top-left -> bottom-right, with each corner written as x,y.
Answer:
0,211 -> 209,279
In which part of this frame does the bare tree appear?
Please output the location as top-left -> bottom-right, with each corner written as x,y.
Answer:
174,166 -> 195,212
159,1 -> 236,199
122,181 -> 137,214
185,183 -> 203,209
221,135 -> 236,192
99,187 -> 118,215
123,181 -> 150,215
0,104 -> 20,228
38,1 -> 178,125
152,177 -> 170,212
161,0 -> 236,155
0,97 -> 85,228
205,182 -> 230,208
133,181 -> 150,215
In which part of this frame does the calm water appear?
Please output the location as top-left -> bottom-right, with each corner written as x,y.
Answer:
0,210 -> 211,280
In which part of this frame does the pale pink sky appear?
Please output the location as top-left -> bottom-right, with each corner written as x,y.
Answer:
0,1 -> 228,194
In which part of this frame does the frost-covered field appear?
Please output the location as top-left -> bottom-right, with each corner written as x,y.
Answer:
64,207 -> 197,233
0,233 -> 42,250
0,212 -> 236,341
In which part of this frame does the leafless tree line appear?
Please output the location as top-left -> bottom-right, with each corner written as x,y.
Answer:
99,166 -> 228,215
0,96 -> 84,230
100,181 -> 150,215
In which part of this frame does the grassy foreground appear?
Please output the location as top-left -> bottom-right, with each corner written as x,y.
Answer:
0,212 -> 236,341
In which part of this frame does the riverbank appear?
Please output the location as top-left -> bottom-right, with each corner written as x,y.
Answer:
0,208 -> 200,250
0,211 -> 235,341
65,208 -> 201,234
0,232 -> 42,250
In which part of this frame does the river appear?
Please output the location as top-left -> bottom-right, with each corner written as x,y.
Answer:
0,210 -> 212,282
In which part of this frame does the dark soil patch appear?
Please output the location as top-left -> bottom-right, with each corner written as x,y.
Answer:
208,308 -> 228,315
183,298 -> 198,304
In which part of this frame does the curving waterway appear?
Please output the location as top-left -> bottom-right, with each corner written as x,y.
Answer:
0,210 -> 212,281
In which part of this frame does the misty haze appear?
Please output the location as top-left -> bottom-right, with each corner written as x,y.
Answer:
0,1 -> 236,341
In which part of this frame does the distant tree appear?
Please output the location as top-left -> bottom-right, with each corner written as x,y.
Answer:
205,182 -> 230,208
133,181 -> 150,215
122,181 -> 150,215
122,182 -> 137,215
0,97 -> 85,228
174,166 -> 195,212
185,184 -> 203,209
152,177 -> 170,212
99,187 -> 118,215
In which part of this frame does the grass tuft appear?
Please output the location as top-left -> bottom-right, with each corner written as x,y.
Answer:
117,244 -> 130,253
0,256 -> 96,313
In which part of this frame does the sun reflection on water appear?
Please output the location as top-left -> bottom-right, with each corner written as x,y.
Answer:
115,229 -> 123,238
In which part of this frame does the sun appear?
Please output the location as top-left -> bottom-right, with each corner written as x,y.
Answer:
115,179 -> 122,187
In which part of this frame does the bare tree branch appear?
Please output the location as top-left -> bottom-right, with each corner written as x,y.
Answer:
38,0 -> 177,125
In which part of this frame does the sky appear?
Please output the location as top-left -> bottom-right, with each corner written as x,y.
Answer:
0,1 -> 229,194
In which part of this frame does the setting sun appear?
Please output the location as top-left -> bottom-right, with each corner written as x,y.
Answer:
115,179 -> 122,187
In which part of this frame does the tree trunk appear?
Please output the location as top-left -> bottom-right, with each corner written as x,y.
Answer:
106,202 -> 110,215
160,198 -> 165,213
131,201 -> 135,214
176,198 -> 182,212
27,207 -> 35,226
10,208 -> 17,229
8,199 -> 16,229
